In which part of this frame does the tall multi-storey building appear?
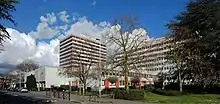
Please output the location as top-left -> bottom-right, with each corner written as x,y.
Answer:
104,37 -> 175,87
59,34 -> 107,69
135,37 -> 174,75
58,34 -> 174,90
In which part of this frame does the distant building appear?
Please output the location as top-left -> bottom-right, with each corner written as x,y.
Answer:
59,34 -> 107,69
24,67 -> 76,89
58,35 -> 176,89
111,37 -> 175,86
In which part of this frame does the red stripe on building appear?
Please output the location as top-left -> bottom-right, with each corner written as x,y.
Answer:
138,78 -> 141,89
76,81 -> 79,87
69,81 -> 72,86
104,80 -> 109,89
115,80 -> 119,88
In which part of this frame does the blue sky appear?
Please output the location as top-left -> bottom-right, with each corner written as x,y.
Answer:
3,0 -> 188,38
0,0 -> 188,74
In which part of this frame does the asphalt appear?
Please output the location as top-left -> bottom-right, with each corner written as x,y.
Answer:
0,90 -> 148,104
0,91 -> 74,104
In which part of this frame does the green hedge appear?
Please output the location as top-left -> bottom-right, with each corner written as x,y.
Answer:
114,89 -> 145,100
152,89 -> 183,96
60,85 -> 78,91
102,88 -> 125,94
165,83 -> 220,94
144,84 -> 154,91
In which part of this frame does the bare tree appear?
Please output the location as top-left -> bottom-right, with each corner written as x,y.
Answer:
5,72 -> 20,86
15,59 -> 40,88
16,59 -> 40,72
58,47 -> 104,95
105,16 -> 148,91
166,37 -> 186,92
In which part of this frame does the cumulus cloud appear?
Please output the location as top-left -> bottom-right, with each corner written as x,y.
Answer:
0,28 -> 59,67
58,11 -> 70,23
29,22 -> 59,39
29,13 -> 59,39
106,25 -> 150,56
0,12 -> 111,73
40,13 -> 57,25
0,11 -> 151,74
67,16 -> 111,39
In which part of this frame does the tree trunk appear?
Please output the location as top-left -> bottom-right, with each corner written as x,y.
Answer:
178,70 -> 183,92
124,51 -> 129,91
83,81 -> 86,96
177,61 -> 182,92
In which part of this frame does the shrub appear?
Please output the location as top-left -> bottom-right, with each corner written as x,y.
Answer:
144,84 -> 154,91
45,88 -> 51,91
152,89 -> 182,96
59,85 -> 77,91
114,89 -> 125,99
114,89 -> 145,100
127,89 -> 145,100
165,83 -> 220,94
71,86 -> 78,91
107,77 -> 118,85
60,85 -> 69,90
87,87 -> 91,92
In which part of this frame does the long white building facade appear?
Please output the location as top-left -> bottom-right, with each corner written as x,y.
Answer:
106,37 -> 175,88
55,33 -> 175,90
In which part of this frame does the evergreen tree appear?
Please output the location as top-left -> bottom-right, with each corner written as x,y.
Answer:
168,0 -> 220,87
26,74 -> 37,91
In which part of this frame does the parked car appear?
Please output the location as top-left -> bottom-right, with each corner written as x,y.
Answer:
20,88 -> 28,93
7,87 -> 13,91
16,88 -> 22,92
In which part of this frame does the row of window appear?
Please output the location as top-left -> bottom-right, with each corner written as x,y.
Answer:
60,43 -> 106,54
60,36 -> 106,49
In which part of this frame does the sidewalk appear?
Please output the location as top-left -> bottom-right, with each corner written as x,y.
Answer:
70,94 -> 148,104
32,91 -> 149,104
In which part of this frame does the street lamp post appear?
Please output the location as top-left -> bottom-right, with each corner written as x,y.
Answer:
98,39 -> 102,98
19,71 -> 22,88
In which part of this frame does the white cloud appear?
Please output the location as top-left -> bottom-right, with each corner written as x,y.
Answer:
72,13 -> 79,21
0,28 -> 59,67
40,13 -> 56,25
29,22 -> 59,39
91,0 -> 97,6
0,14 -> 111,71
0,11 -> 151,74
30,13 -> 59,39
106,25 -> 150,55
58,11 -> 70,23
67,16 -> 111,39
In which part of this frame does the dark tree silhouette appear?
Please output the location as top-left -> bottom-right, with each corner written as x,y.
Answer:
167,0 -> 220,89
0,0 -> 18,46
26,74 -> 37,91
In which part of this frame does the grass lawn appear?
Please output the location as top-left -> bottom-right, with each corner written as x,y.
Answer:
144,92 -> 220,104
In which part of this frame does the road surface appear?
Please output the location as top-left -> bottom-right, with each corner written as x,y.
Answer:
0,91 -> 74,104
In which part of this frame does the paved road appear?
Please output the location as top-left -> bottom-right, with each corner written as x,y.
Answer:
0,91 -> 74,104
5,91 -> 148,104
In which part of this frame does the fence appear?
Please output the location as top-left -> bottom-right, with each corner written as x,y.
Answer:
46,90 -> 70,101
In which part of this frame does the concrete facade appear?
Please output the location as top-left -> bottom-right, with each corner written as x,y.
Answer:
24,67 -> 75,88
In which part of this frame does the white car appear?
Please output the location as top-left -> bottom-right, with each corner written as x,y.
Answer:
20,88 -> 28,93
